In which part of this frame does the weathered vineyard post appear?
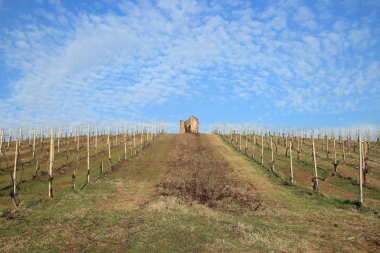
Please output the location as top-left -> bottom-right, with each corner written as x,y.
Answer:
11,138 -> 19,207
359,135 -> 363,206
133,124 -> 136,155
108,127 -> 112,169
342,138 -> 346,162
32,128 -> 36,159
72,168 -> 76,191
239,132 -> 242,151
290,141 -> 294,184
312,131 -> 319,193
0,128 -> 3,156
115,127 -> 118,145
252,134 -> 255,159
285,134 -> 288,157
87,126 -> 90,183
48,128 -> 54,198
297,136 -> 300,161
124,131 -> 127,160
270,137 -> 274,172
76,129 -> 80,160
333,138 -> 337,164
34,159 -> 40,178
95,127 -> 98,154
245,134 -> 248,155
140,124 -> 144,151
261,133 -> 264,165
332,137 -> 339,175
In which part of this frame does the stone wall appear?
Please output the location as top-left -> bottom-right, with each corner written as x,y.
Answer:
179,116 -> 199,134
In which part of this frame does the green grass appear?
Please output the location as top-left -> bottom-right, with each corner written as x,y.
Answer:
0,134 -> 379,253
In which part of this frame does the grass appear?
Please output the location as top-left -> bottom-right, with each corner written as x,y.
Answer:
225,134 -> 380,210
0,134 -> 379,252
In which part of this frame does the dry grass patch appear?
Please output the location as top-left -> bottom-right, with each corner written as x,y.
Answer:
157,134 -> 262,215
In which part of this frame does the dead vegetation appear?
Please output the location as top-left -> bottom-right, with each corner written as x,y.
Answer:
157,134 -> 262,214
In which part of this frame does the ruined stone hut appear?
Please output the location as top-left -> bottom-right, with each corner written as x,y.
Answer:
180,116 -> 199,134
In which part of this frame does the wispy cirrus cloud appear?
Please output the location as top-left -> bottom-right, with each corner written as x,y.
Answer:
0,0 -> 379,127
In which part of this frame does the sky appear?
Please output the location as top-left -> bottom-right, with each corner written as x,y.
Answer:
0,0 -> 379,132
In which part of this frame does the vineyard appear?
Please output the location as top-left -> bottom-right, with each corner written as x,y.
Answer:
0,124 -> 379,252
0,123 -> 166,212
214,125 -> 380,210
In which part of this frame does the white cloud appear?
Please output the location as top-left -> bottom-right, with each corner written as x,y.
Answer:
294,6 -> 318,29
0,0 -> 379,126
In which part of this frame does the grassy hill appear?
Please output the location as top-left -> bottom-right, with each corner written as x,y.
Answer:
0,134 -> 379,252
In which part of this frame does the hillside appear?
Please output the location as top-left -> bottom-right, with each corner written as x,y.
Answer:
0,134 -> 379,252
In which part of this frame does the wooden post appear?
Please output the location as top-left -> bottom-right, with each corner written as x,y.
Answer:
290,141 -> 294,184
285,134 -> 288,157
34,159 -> 40,178
359,135 -> 363,206
326,136 -> 329,159
252,134 -> 255,159
115,127 -> 118,145
348,132 -> 351,156
87,126 -> 90,183
342,138 -> 346,162
12,138 -> 19,206
333,138 -> 337,164
95,127 -> 98,154
270,137 -> 274,171
140,124 -> 144,150
124,131 -> 127,160
297,136 -> 300,160
312,132 -> 319,193
261,134 -> 264,165
0,129 -> 3,155
239,133 -> 242,151
76,130 -> 80,160
27,128 -> 31,146
18,128 -> 22,148
72,168 -> 76,191
108,127 -> 111,168
133,125 -> 136,150
32,128 -> 36,159
48,128 -> 54,198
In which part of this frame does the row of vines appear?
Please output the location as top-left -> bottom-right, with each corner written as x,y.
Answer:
213,124 -> 380,208
0,122 -> 167,210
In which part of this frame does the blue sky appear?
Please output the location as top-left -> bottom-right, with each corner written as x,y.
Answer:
0,0 -> 379,132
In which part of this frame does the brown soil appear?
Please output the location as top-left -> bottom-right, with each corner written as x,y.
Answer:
157,134 -> 262,214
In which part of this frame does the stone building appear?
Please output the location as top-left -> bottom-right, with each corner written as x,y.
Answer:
180,116 -> 199,134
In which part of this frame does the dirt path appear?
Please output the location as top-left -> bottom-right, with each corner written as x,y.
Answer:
157,133 -> 262,214
0,134 -> 379,253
